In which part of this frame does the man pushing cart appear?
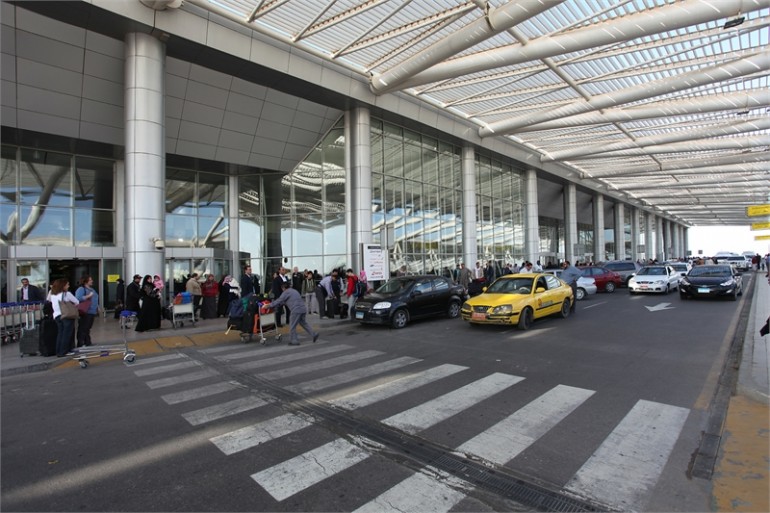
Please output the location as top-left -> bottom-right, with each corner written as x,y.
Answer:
264,281 -> 318,346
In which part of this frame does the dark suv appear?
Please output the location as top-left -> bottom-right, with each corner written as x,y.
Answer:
352,275 -> 466,329
600,260 -> 641,287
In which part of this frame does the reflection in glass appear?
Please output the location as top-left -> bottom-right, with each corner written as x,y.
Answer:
21,206 -> 71,246
75,210 -> 115,246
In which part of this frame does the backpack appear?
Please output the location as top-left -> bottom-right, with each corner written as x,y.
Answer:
355,280 -> 367,298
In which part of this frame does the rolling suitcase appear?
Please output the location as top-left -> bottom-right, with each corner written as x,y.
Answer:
39,318 -> 57,357
325,297 -> 338,319
19,326 -> 40,357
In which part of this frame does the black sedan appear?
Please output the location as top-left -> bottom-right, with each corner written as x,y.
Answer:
352,275 -> 466,329
679,265 -> 743,301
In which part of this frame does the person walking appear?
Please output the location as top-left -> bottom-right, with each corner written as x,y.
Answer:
48,278 -> 79,357
344,269 -> 359,321
458,262 -> 472,293
271,267 -> 290,327
301,270 -> 318,314
18,278 -> 45,302
75,275 -> 98,347
561,260 -> 582,314
186,273 -> 202,318
125,274 -> 142,313
266,281 -> 318,346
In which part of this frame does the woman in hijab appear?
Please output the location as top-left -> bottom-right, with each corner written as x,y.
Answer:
218,275 -> 232,317
135,275 -> 161,332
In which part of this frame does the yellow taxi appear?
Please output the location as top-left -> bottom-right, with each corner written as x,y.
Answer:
460,273 -> 574,330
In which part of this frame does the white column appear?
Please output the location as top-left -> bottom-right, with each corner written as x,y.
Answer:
461,145 -> 478,268
125,32 -> 165,279
593,193 -> 605,263
656,216 -> 665,262
630,207 -> 640,262
646,212 -> 655,261
525,169 -> 540,264
228,174 -> 240,271
682,226 -> 689,257
671,223 -> 680,259
614,204 -> 624,260
564,183 -> 578,263
347,107 -> 372,272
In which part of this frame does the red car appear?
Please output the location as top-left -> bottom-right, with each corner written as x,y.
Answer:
580,266 -> 623,293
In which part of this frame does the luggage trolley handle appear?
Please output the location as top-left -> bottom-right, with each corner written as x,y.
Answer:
120,310 -> 138,329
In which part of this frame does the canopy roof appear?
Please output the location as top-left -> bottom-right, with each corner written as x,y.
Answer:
192,0 -> 770,226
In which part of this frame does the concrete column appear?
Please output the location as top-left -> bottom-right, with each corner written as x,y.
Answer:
646,212 -> 655,261
524,169 -> 540,264
564,183 -> 578,263
124,32 -> 165,279
656,216 -> 665,261
671,223 -> 680,259
461,145 -> 478,268
347,107 -> 372,272
630,207 -> 640,262
683,226 -> 689,257
228,174 -> 240,271
592,193 -> 605,264
614,203 -> 624,260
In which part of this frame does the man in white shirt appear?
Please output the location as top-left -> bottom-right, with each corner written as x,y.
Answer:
474,261 -> 484,280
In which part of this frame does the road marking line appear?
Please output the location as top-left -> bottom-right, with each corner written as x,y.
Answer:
251,438 -> 370,501
352,469 -> 467,513
457,384 -> 595,463
214,345 -> 298,361
210,413 -> 314,455
259,350 -> 385,381
233,345 -> 349,371
160,381 -> 240,405
145,369 -> 220,389
131,353 -> 186,365
133,360 -> 200,376
581,301 -> 606,310
182,396 -> 269,426
286,356 -> 421,395
329,364 -> 468,410
383,373 -> 524,434
565,399 -> 690,511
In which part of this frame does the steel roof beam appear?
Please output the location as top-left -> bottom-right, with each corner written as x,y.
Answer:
608,163 -> 770,179
585,151 -> 770,178
369,0 -> 560,94
388,0 -> 764,92
557,135 -> 770,160
481,51 -> 770,137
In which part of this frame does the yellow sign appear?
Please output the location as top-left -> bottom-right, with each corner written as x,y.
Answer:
756,235 -> 770,241
751,221 -> 770,231
107,274 -> 121,282
746,204 -> 770,217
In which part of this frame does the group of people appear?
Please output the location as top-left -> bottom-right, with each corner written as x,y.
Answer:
34,275 -> 100,357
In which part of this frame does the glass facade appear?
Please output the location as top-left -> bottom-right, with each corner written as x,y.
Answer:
1,146 -> 116,246
165,168 -> 228,249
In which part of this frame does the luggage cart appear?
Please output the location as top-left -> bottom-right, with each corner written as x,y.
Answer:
254,305 -> 282,345
171,302 -> 196,328
72,310 -> 137,369
1,302 -> 24,344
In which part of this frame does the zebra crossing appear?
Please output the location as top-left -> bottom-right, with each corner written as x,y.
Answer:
130,342 -> 691,512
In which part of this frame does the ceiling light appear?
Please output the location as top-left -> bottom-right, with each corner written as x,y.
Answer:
723,16 -> 745,29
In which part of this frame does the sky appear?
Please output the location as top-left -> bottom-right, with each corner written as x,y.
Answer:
687,225 -> 770,257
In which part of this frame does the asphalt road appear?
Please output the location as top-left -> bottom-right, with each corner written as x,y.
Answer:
1,287 -> 742,512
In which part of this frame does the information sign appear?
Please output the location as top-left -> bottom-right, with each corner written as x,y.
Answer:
746,204 -> 770,217
361,244 -> 389,281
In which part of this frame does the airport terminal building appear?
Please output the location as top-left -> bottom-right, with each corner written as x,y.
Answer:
0,0 -> 691,305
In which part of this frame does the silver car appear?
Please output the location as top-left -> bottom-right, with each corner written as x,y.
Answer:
543,269 -> 597,300
628,265 -> 680,294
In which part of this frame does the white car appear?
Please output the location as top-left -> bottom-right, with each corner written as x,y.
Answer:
543,269 -> 598,300
628,265 -> 680,294
666,261 -> 691,278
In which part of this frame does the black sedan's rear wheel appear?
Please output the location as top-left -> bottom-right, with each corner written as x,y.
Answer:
447,301 -> 461,318
391,309 -> 409,329
517,307 -> 534,330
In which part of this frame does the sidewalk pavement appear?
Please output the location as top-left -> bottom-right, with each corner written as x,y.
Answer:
1,311 -> 354,377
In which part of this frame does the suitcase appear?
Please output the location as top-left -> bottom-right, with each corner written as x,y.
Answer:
39,318 -> 57,357
19,326 -> 40,357
325,298 -> 338,319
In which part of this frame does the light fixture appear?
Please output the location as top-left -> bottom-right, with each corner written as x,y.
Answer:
723,16 -> 745,29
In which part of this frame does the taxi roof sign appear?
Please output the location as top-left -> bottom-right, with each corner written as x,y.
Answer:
746,204 -> 770,217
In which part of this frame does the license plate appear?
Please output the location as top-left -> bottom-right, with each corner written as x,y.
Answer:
640,285 -> 648,289
355,311 -> 364,319
471,312 -> 487,320
697,287 -> 710,293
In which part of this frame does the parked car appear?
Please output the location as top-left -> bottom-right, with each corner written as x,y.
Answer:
628,265 -> 680,294
543,269 -> 597,300
679,265 -> 743,301
720,255 -> 750,272
460,273 -> 573,330
599,260 -> 641,287
352,275 -> 465,329
580,266 -> 623,293
666,261 -> 691,277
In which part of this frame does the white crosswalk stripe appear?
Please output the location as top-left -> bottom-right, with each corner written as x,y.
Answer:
232,345 -> 349,371
251,438 -> 370,502
352,469 -> 468,513
564,399 -> 690,511
329,363 -> 468,410
145,368 -> 220,389
133,359 -> 201,376
182,396 -> 269,426
259,350 -> 385,381
160,381 -> 241,405
382,372 -> 524,434
214,344 -> 299,361
286,356 -> 421,395
130,353 -> 186,366
210,413 -> 315,455
457,384 -> 595,464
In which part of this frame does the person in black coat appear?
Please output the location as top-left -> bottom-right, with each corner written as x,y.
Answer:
18,278 -> 45,302
113,278 -> 125,319
125,274 -> 142,313
135,275 -> 161,332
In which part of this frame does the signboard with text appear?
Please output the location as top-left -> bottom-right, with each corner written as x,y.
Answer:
750,221 -> 770,231
746,204 -> 770,217
361,244 -> 389,281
